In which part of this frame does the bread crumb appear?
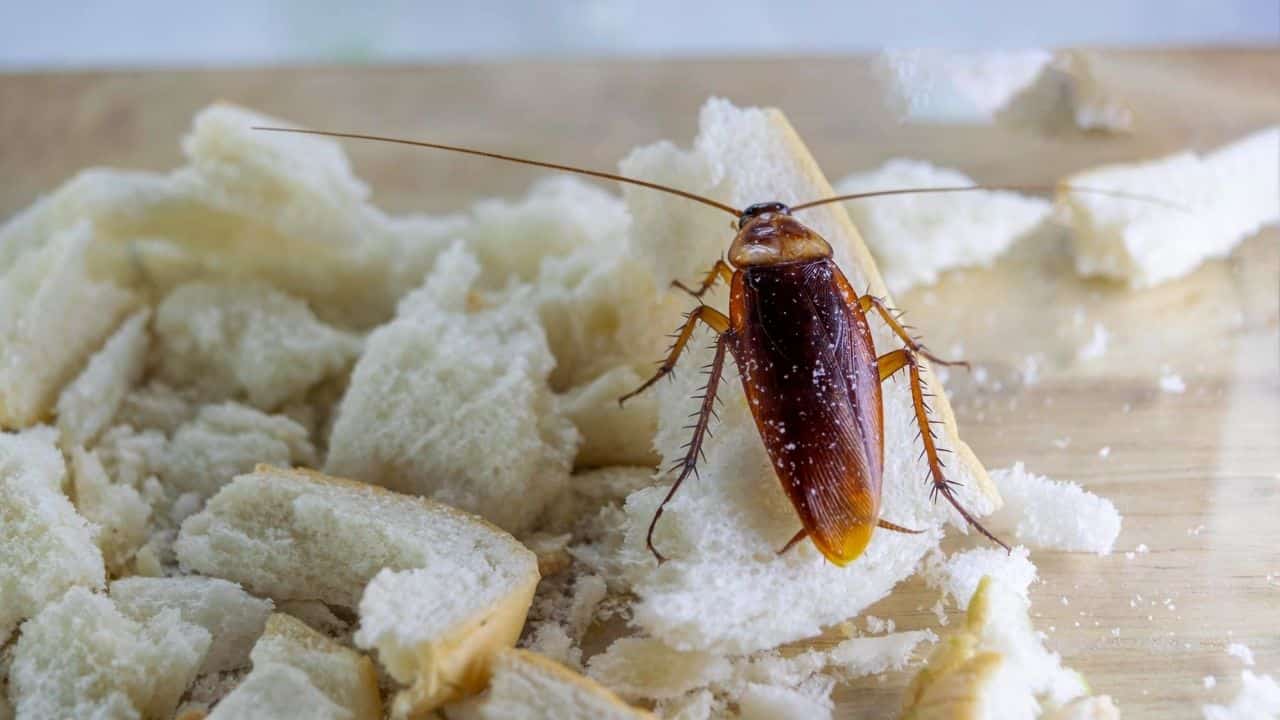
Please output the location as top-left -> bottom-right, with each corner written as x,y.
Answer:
1202,671 -> 1280,720
1077,323 -> 1109,361
1098,446 -> 1111,458
988,463 -> 1122,554
1159,369 -> 1187,394
1204,675 -> 1217,689
1226,642 -> 1255,667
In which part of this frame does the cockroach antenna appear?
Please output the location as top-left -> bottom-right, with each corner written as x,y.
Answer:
251,127 -> 743,217
791,184 -> 1186,211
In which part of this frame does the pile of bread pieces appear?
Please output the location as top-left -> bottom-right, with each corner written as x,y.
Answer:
1,96 -> 1275,720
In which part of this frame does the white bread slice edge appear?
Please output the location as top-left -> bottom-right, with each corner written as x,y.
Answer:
611,98 -> 997,655
448,648 -> 655,720
175,465 -> 540,718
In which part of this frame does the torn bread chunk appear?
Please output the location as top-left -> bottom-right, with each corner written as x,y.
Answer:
0,105 -> 458,329
450,648 -> 655,720
244,613 -> 382,720
988,463 -> 1121,554
1202,670 -> 1280,720
835,159 -> 1050,293
162,402 -> 316,500
9,586 -> 210,719
326,242 -> 578,535
0,428 -> 105,643
587,637 -> 733,702
209,663 -> 351,720
870,50 -> 1053,124
1061,125 -> 1279,287
70,447 -> 151,575
55,308 -> 151,446
174,466 -> 540,717
613,98 -> 998,654
0,221 -> 137,428
558,366 -> 660,468
115,382 -> 199,434
153,281 -> 360,410
924,546 -> 1038,607
110,576 -> 273,674
902,577 -> 1092,719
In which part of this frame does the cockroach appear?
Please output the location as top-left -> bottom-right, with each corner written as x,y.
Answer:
257,125 -> 1160,566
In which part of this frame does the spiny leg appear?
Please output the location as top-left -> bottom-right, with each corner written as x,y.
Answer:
901,350 -> 1009,551
859,294 -> 969,369
672,259 -> 733,300
777,528 -> 808,556
647,332 -> 732,563
619,304 -> 730,406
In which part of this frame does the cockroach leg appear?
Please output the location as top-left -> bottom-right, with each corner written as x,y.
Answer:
647,332 -> 733,564
858,295 -> 970,369
672,259 -> 734,299
876,518 -> 924,534
876,349 -> 912,382
619,304 -> 731,406
902,351 -> 1010,551
776,528 -> 808,556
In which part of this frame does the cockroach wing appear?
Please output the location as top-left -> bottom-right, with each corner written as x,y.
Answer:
729,260 -> 885,566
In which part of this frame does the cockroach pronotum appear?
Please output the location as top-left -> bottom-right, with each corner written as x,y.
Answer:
257,125 -> 1160,566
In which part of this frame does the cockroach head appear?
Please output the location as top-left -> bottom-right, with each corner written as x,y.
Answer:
729,201 -> 832,267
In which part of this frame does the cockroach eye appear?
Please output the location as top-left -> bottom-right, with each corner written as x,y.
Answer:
738,201 -> 791,228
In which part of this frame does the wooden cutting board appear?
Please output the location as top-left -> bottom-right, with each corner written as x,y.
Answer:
2,50 -> 1277,718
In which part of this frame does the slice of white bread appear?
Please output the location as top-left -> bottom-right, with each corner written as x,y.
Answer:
1060,125 -> 1279,287
0,221 -> 137,428
612,98 -> 998,654
235,613 -> 382,720
870,50 -> 1052,124
163,402 -> 316,500
174,465 -> 540,717
325,242 -> 578,534
901,577 -> 1091,720
834,159 -> 1050,292
71,446 -> 151,575
557,366 -> 660,468
448,648 -> 655,720
110,576 -> 274,675
55,308 -> 151,446
153,281 -> 360,410
8,586 -> 210,719
0,428 -> 105,643
208,663 -> 352,720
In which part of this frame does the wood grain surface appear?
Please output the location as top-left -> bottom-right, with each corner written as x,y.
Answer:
1,50 -> 1276,718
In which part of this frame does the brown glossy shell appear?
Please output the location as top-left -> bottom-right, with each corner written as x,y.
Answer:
728,258 -> 884,565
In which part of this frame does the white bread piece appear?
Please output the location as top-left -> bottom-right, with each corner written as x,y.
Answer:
246,613 -> 382,720
558,366 -> 660,468
209,663 -> 352,720
9,586 -> 211,719
613,98 -> 998,654
0,221 -> 137,428
55,308 -> 151,446
71,447 -> 151,575
455,176 -> 681,392
871,50 -> 1052,124
1202,671 -> 1280,720
924,546 -> 1038,607
174,466 -> 540,716
902,577 -> 1089,720
834,159 -> 1050,292
587,637 -> 733,701
115,382 -> 199,434
449,648 -> 655,720
0,428 -> 105,643
737,681 -> 835,720
326,243 -> 577,534
163,402 -> 316,500
153,281 -> 360,410
110,576 -> 273,674
275,600 -> 352,640
988,463 -> 1121,555
0,105 -> 460,329
1061,125 -> 1280,287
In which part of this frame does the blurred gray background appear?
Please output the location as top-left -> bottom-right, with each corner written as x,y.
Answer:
3,0 -> 1277,69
